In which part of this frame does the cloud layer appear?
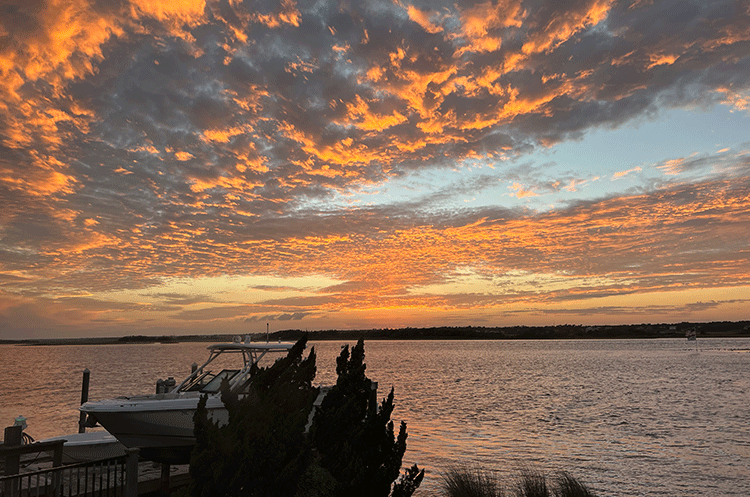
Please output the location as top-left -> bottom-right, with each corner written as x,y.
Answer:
1,0 -> 749,337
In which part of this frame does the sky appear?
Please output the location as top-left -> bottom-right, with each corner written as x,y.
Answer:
1,0 -> 749,339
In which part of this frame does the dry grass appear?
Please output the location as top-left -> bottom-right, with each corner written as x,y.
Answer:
440,467 -> 599,497
441,466 -> 503,497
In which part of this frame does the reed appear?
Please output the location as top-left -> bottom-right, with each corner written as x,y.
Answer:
440,466 -> 504,497
440,467 -> 599,497
514,469 -> 549,497
552,472 -> 598,497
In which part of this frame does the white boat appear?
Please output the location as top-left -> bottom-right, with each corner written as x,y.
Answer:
80,338 -> 295,464
38,431 -> 127,464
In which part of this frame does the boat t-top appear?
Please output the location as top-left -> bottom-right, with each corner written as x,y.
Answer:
80,336 -> 294,464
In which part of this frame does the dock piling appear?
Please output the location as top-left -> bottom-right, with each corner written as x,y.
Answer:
3,425 -> 22,497
125,448 -> 140,497
160,463 -> 171,495
78,368 -> 90,434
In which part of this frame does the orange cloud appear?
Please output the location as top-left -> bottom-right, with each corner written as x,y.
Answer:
509,182 -> 538,198
0,0 -> 749,336
563,179 -> 587,192
701,20 -> 750,51
521,0 -> 612,55
716,87 -> 750,112
129,0 -> 206,26
612,166 -> 642,179
453,1 -> 525,56
175,151 -> 195,161
1,152 -> 77,197
645,51 -> 680,70
371,50 -> 456,121
250,0 -> 300,28
0,1 -> 124,152
406,5 -> 443,35
342,95 -> 409,131
3,175 -> 750,334
202,127 -> 250,144
277,123 -> 388,175
657,159 -> 685,175
0,1 -> 122,93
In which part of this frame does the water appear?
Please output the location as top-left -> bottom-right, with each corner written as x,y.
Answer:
2,339 -> 748,496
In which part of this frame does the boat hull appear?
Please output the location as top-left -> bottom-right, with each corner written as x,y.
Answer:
81,394 -> 228,464
79,340 -> 297,464
39,432 -> 127,464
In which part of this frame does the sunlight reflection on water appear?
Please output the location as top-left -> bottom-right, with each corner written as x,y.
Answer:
2,338 -> 748,496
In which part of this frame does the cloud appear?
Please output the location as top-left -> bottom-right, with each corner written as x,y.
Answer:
276,312 -> 311,321
509,182 -> 539,198
2,172 -> 749,335
173,305 -> 253,321
655,149 -> 750,177
657,159 -> 686,176
1,0 -> 749,335
612,166 -> 642,180
406,5 -> 443,35
4,0 -> 748,206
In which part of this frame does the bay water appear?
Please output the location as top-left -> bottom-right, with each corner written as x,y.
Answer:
2,338 -> 748,496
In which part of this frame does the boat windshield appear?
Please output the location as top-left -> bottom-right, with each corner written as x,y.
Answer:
171,341 -> 295,394
183,369 -> 241,393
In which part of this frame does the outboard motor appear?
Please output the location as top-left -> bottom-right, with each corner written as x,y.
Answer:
156,377 -> 177,393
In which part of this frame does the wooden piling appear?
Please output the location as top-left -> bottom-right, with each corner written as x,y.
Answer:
78,368 -> 90,434
160,463 -> 171,495
3,425 -> 22,497
125,448 -> 140,497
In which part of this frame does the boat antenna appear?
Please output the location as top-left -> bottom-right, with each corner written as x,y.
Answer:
266,322 -> 269,343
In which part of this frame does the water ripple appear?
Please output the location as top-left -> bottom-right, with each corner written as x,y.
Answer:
2,338 -> 749,496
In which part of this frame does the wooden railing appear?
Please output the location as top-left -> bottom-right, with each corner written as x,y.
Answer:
1,427 -> 139,497
0,455 -> 131,497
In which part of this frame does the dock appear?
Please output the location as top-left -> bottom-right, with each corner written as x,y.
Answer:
1,425 -> 190,497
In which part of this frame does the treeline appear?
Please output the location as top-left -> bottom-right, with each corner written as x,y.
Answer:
4,321 -> 748,346
270,320 -> 750,341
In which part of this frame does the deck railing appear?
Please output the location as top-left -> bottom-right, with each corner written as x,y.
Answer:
1,456 -> 125,497
1,441 -> 139,497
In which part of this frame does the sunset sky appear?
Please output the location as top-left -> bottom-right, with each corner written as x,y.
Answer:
1,0 -> 749,339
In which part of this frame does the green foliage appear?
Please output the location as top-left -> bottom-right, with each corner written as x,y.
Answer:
310,338 -> 424,497
294,461 -> 338,497
188,337 -> 423,497
189,337 -> 318,497
391,464 -> 426,497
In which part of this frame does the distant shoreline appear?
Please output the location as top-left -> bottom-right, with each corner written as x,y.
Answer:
2,321 -> 749,345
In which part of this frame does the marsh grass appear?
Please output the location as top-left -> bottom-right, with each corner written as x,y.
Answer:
553,472 -> 598,497
515,469 -> 549,497
441,466 -> 503,497
440,467 -> 599,497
